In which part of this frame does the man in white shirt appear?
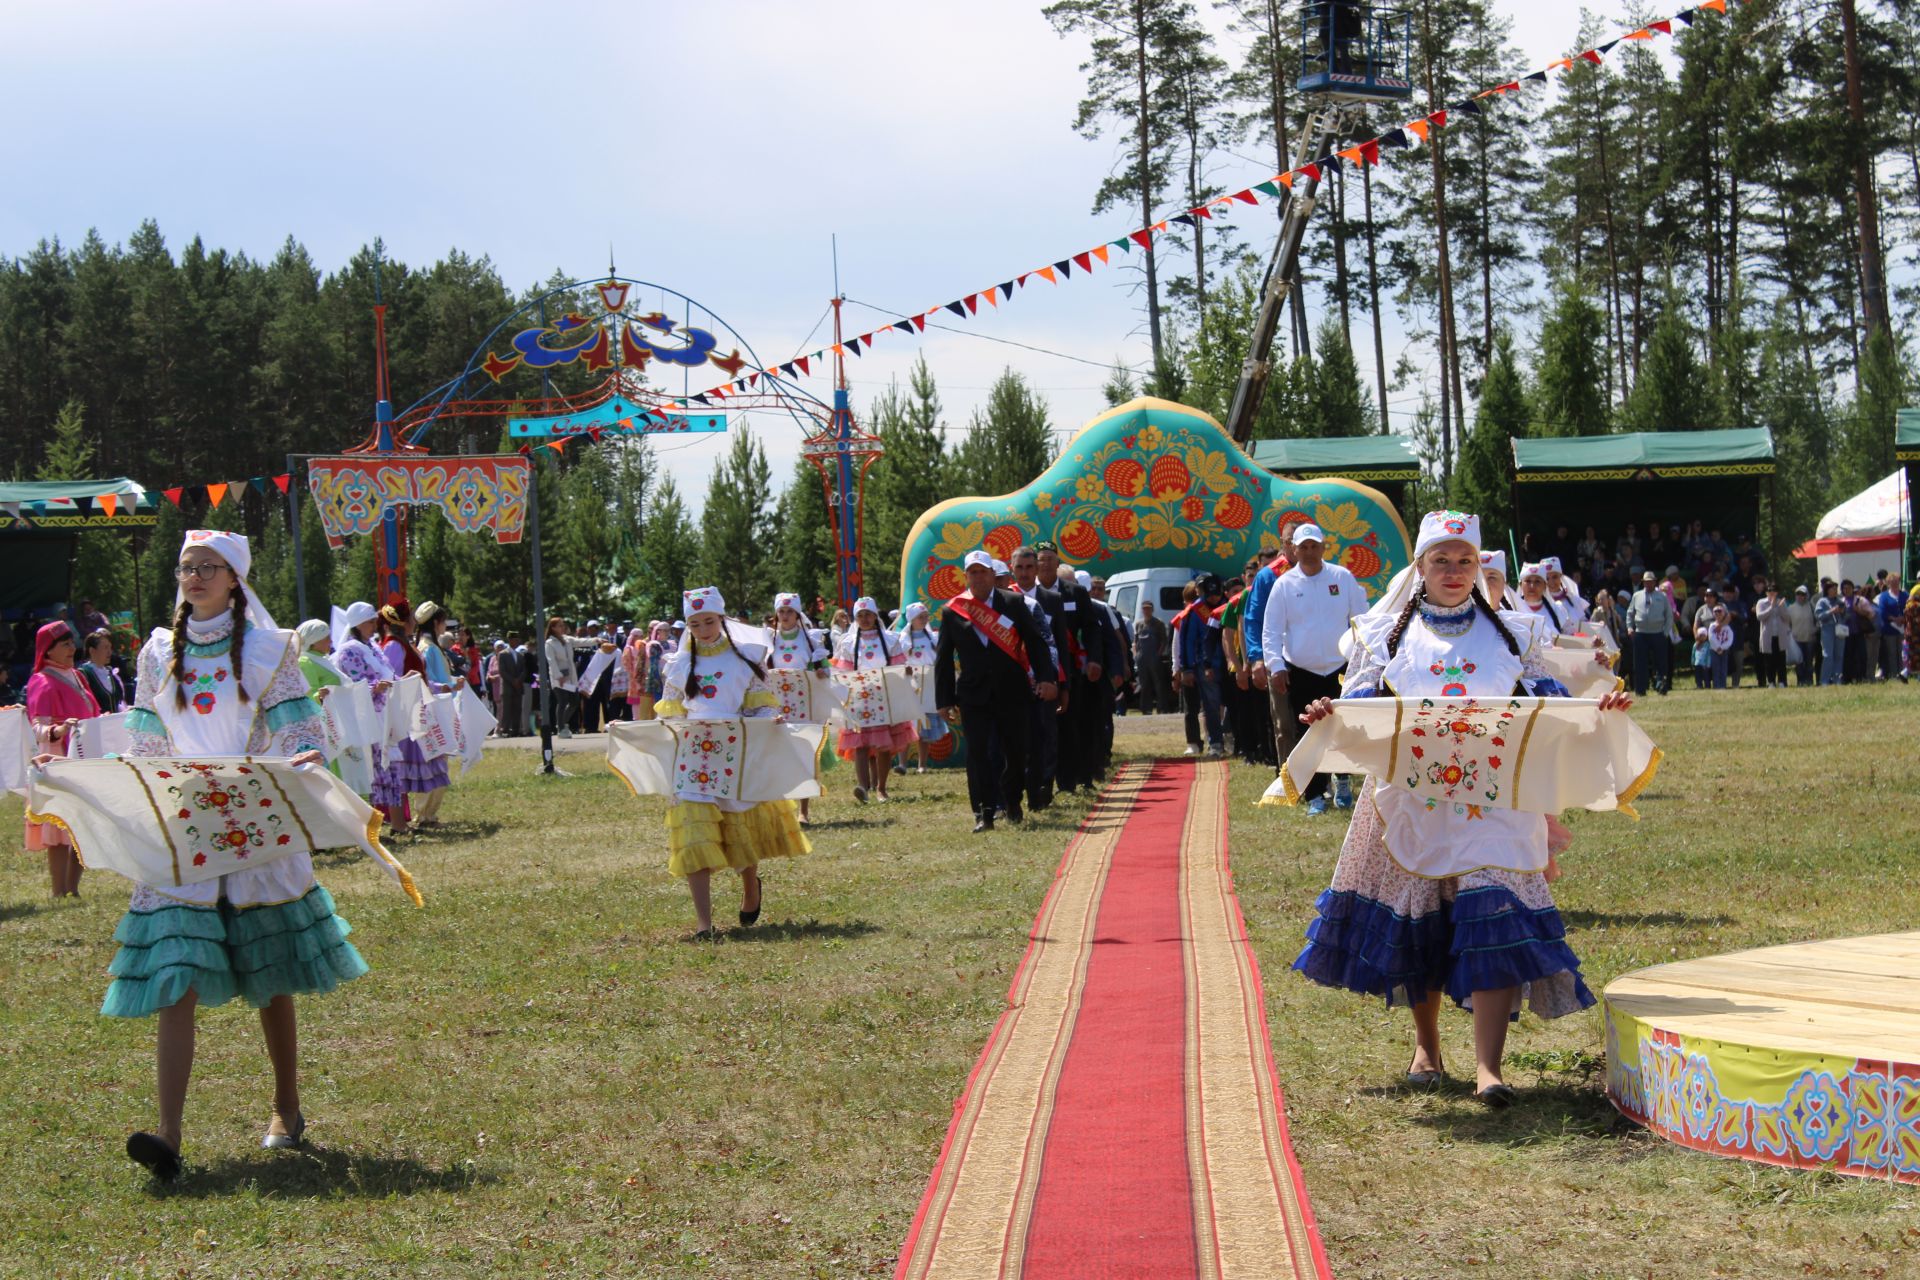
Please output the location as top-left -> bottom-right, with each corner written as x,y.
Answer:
1251,522 -> 1365,814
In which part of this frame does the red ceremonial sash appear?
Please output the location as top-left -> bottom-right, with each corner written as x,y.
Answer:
948,594 -> 1030,671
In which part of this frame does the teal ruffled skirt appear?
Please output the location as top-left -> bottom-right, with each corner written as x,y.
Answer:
101,885 -> 369,1018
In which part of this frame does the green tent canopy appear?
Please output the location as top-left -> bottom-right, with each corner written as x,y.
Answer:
1511,428 -> 1774,481
1248,434 -> 1421,480
1896,408 -> 1920,462
0,477 -> 155,528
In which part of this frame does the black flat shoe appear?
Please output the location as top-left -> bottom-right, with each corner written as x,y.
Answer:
1405,1070 -> 1445,1090
739,889 -> 763,928
688,928 -> 717,942
1005,802 -> 1024,824
127,1132 -> 182,1181
1474,1083 -> 1518,1109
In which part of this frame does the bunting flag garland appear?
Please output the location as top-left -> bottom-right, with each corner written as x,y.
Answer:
653,0 -> 1746,414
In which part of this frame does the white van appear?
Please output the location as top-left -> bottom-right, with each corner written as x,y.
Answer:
1102,567 -> 1205,633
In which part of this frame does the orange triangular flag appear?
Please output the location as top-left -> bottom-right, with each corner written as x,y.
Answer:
1152,221 -> 1168,233
1623,28 -> 1652,40
1547,57 -> 1573,72
1407,119 -> 1431,142
1276,171 -> 1296,189
831,343 -> 845,356
982,287 -> 999,307
1699,0 -> 1725,10
1092,244 -> 1111,265
1337,146 -> 1365,166
98,493 -> 118,517
1037,266 -> 1057,284
206,482 -> 228,508
545,440 -> 567,453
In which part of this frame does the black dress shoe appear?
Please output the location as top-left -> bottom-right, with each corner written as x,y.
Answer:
127,1132 -> 182,1181
973,814 -> 994,833
1005,802 -> 1024,824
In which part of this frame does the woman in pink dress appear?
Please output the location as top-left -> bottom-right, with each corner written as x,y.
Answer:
24,621 -> 102,897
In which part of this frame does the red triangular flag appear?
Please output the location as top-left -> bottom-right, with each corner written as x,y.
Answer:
163,487 -> 184,507
1427,110 -> 1448,129
910,314 -> 927,332
272,474 -> 291,494
206,483 -> 228,508
1128,229 -> 1153,251
796,356 -> 812,376
1072,252 -> 1092,272
1649,18 -> 1671,34
1192,205 -> 1212,220
963,294 -> 979,315
1579,49 -> 1603,64
1300,163 -> 1322,182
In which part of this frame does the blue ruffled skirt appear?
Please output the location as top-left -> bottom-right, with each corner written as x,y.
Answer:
1293,779 -> 1593,1018
101,884 -> 369,1018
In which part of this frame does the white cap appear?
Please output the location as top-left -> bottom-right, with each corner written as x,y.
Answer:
903,602 -> 929,625
682,587 -> 725,620
1416,510 -> 1480,557
1480,550 -> 1508,577
1074,570 -> 1093,590
963,550 -> 994,571
1519,562 -> 1548,582
1291,522 -> 1326,546
1543,556 -> 1563,574
853,595 -> 880,618
991,558 -> 1009,576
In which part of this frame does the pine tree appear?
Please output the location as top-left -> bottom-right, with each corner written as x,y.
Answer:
36,399 -> 133,617
1530,282 -> 1609,437
1305,318 -> 1373,438
946,370 -> 1056,498
637,475 -> 700,624
1452,330 -> 1526,549
773,459 -> 838,611
1619,281 -> 1710,432
694,428 -> 775,615
1043,0 -> 1190,367
863,357 -> 951,608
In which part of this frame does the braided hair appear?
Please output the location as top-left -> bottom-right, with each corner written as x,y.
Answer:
1385,581 -> 1523,659
170,581 -> 252,709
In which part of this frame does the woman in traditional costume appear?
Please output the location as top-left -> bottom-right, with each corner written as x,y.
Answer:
332,602 -> 406,828
831,596 -> 916,803
1293,511 -> 1632,1107
294,620 -> 345,782
1515,562 -> 1566,639
1479,550 -> 1519,609
24,621 -> 101,898
767,593 -> 834,824
657,588 -> 810,938
900,602 -> 947,775
109,530 -> 365,1178
379,600 -> 451,829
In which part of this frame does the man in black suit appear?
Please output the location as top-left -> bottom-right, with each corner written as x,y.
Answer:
1009,547 -> 1065,810
936,550 -> 1060,832
1035,542 -> 1097,792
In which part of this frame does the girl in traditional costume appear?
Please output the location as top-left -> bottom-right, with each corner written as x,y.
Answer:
294,620 -> 345,782
379,600 -> 451,829
1293,511 -> 1632,1107
110,530 -> 366,1178
24,621 -> 101,898
767,593 -> 834,824
332,602 -> 407,829
1479,550 -> 1519,609
831,596 -> 916,803
657,588 -> 810,938
901,602 -> 948,774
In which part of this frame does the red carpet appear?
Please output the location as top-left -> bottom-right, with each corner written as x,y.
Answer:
896,760 -> 1330,1280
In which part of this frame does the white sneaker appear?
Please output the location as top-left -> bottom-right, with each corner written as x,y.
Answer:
1182,745 -> 1200,757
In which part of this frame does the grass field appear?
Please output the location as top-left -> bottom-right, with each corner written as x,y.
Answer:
2,684 -> 1917,1279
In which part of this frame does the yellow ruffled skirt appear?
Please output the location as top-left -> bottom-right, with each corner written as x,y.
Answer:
666,799 -> 811,878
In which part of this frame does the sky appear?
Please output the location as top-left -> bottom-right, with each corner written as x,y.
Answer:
1,0 -> 1628,503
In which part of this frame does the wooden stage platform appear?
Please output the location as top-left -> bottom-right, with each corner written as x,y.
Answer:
1603,932 -> 1920,1183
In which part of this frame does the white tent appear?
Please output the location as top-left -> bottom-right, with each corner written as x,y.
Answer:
1794,469 -> 1910,586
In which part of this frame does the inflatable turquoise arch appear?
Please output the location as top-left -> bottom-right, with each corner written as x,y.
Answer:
900,398 -> 1413,612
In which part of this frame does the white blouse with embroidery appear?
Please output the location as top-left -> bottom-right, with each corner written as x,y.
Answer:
124,613 -> 326,907
656,637 -> 780,811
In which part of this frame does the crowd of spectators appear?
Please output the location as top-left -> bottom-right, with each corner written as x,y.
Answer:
1523,519 -> 1915,690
